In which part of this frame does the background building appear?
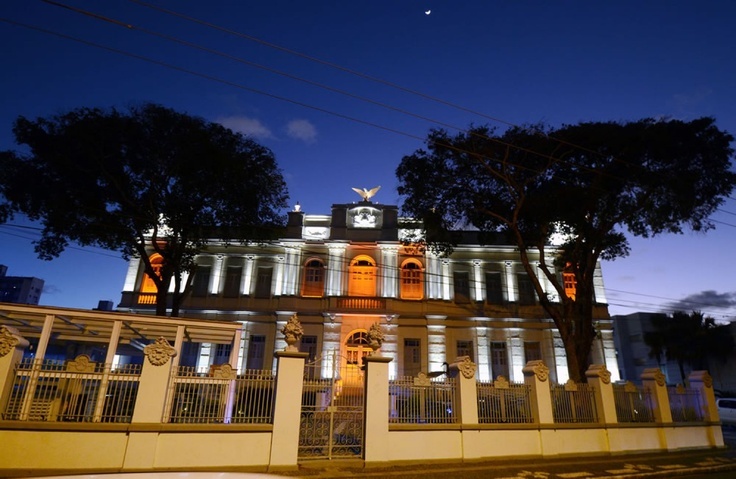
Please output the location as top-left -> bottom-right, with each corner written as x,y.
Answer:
0,264 -> 44,305
118,195 -> 618,383
614,312 -> 736,394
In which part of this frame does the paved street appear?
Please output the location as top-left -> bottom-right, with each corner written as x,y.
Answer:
288,427 -> 736,478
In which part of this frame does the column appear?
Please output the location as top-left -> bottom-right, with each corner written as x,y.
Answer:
363,355 -> 392,464
509,334 -> 525,382
122,256 -> 141,291
427,253 -> 441,299
269,351 -> 309,471
475,326 -> 491,381
274,255 -> 285,296
326,244 -> 347,296
641,368 -> 673,423
382,316 -> 399,378
505,261 -> 516,302
593,261 -> 608,303
242,255 -> 255,295
441,259 -> 451,300
472,259 -> 483,302
522,360 -> 554,424
379,245 -> 399,297
282,244 -> 302,296
210,254 -> 224,295
586,364 -> 617,424
426,317 -> 447,374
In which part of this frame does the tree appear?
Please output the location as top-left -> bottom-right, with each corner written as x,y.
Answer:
396,117 -> 735,382
644,311 -> 735,384
0,103 -> 289,316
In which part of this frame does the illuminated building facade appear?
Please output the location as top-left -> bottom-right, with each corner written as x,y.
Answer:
118,197 -> 618,383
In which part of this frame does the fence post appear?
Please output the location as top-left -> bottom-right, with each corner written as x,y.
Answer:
130,337 -> 178,424
585,364 -> 617,424
448,356 -> 478,425
522,360 -> 554,424
363,355 -> 392,465
641,368 -> 672,423
269,350 -> 308,471
0,326 -> 29,409
687,371 -> 719,422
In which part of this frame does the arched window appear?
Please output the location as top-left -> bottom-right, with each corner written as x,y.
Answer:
348,255 -> 376,297
400,259 -> 424,299
302,258 -> 325,297
345,330 -> 370,366
139,254 -> 163,304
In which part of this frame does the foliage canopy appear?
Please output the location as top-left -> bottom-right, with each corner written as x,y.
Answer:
396,117 -> 735,382
0,103 -> 289,316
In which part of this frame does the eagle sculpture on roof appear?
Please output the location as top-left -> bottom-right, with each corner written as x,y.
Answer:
352,186 -> 381,202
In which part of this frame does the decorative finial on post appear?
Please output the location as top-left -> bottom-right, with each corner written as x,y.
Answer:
281,313 -> 304,352
366,322 -> 385,355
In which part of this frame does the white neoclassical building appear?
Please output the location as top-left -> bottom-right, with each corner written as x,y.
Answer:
118,193 -> 619,384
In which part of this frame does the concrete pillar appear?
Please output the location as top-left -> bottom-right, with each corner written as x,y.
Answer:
0,326 -> 29,408
363,355 -> 392,465
585,364 -> 617,424
269,351 -> 308,471
688,370 -> 725,447
522,360 -> 553,424
688,370 -> 719,422
641,367 -> 672,423
449,356 -> 478,425
131,336 -> 178,423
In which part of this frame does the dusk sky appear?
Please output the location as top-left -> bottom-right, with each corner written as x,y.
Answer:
1,1 -> 735,320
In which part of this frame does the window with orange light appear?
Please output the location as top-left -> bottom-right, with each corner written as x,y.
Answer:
139,254 -> 163,303
563,272 -> 577,300
348,255 -> 376,297
400,259 -> 424,299
302,259 -> 325,297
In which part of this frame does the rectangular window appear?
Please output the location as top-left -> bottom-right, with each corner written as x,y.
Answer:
490,341 -> 509,379
517,274 -> 536,305
524,341 -> 542,362
453,271 -> 470,303
403,338 -> 422,377
563,272 -> 577,300
254,267 -> 273,299
456,339 -> 474,361
223,265 -> 242,298
191,265 -> 211,297
213,343 -> 232,365
485,271 -> 504,304
299,335 -> 318,361
246,335 -> 266,370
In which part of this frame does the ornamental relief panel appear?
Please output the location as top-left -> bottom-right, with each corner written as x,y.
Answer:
143,336 -> 177,366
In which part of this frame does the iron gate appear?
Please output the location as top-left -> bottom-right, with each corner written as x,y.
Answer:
298,351 -> 365,460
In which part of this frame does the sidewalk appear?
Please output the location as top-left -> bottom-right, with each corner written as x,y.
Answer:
286,446 -> 736,478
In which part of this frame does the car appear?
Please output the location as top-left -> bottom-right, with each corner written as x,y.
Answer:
717,398 -> 736,426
